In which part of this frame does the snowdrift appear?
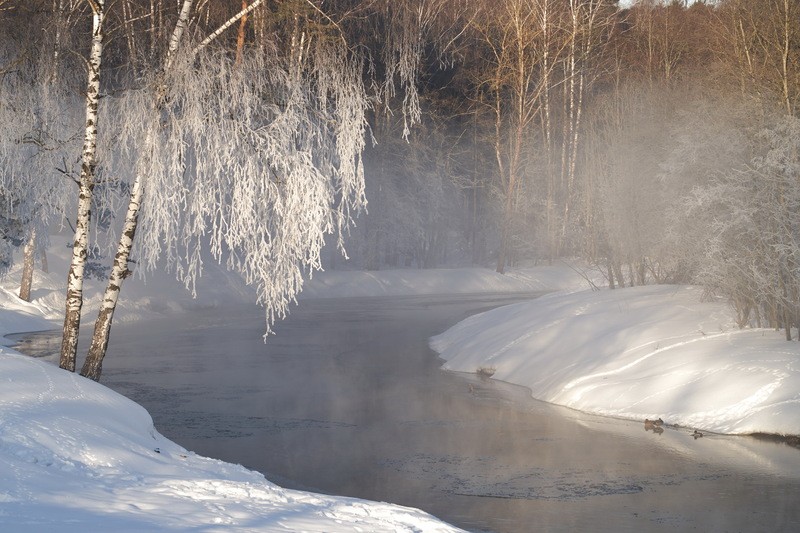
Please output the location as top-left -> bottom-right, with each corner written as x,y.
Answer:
432,285 -> 800,436
0,347 -> 461,532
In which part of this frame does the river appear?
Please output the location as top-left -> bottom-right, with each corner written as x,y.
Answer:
12,293 -> 800,532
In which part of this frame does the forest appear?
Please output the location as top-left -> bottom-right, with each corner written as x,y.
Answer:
1,0 -> 800,381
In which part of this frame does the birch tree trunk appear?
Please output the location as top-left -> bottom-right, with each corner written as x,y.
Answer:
80,175 -> 143,380
539,1 -> 557,263
59,0 -> 105,372
19,231 -> 35,302
193,0 -> 266,54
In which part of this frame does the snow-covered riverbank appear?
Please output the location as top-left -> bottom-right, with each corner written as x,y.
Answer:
432,284 -> 800,437
0,349 -> 464,532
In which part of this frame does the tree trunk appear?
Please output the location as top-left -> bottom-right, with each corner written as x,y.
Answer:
19,232 -> 35,302
612,261 -> 624,289
76,0 -> 193,379
81,174 -> 143,381
60,1 -> 105,372
539,1 -> 556,263
235,0 -> 249,66
607,260 -> 615,290
51,0 -> 66,83
496,186 -> 516,274
40,246 -> 48,273
193,0 -> 266,55
165,0 -> 195,70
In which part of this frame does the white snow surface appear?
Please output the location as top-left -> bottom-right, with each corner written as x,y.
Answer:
431,284 -> 800,436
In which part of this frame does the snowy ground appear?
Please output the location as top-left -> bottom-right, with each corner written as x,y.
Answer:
432,284 -> 800,437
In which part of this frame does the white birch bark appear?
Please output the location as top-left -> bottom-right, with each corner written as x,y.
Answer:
59,0 -> 105,372
165,0 -> 194,70
80,174 -> 143,380
79,0 -> 192,381
80,0 -> 372,379
192,0 -> 266,55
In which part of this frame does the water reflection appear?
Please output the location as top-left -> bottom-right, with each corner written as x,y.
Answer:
11,294 -> 800,533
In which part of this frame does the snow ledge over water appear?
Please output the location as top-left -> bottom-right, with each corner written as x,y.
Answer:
431,284 -> 800,437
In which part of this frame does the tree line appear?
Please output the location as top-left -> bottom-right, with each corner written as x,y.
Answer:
348,0 -> 800,341
1,0 -> 800,383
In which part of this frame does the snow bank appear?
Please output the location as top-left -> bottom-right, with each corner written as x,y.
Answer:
432,285 -> 800,436
1,239 -> 257,326
0,287 -> 56,344
0,348 -> 461,532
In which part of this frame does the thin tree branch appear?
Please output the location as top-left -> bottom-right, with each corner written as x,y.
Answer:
85,0 -> 101,15
192,0 -> 266,55
301,0 -> 347,46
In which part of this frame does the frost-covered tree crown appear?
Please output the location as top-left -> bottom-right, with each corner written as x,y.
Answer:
104,41 -> 369,328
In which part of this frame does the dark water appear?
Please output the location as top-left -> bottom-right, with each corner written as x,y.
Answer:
12,294 -> 800,532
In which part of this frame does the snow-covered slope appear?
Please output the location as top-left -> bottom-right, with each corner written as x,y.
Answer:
432,285 -> 800,436
0,288 -> 55,345
1,238 -> 257,326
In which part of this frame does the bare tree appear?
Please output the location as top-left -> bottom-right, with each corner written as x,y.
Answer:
554,0 -> 616,258
72,0 -> 435,380
467,0 -> 553,273
716,0 -> 800,116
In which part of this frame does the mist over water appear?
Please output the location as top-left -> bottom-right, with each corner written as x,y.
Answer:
14,294 -> 800,532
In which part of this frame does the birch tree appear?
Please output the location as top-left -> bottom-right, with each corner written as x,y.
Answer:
58,0 -> 429,380
717,0 -> 800,116
468,0 -> 552,273
554,0 -> 616,258
59,0 -> 106,372
12,0 -> 78,302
